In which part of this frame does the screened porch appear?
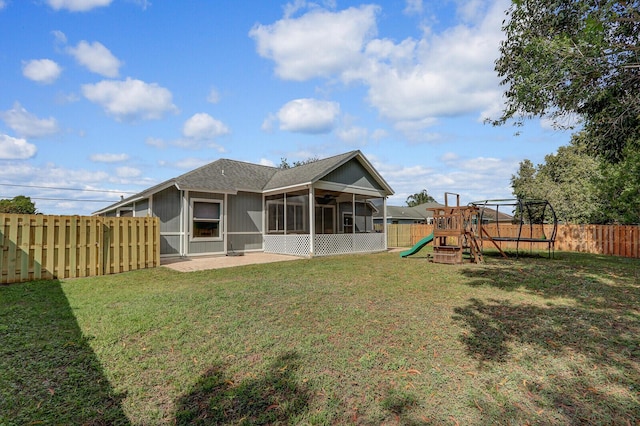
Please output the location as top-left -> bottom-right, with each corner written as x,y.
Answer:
263,189 -> 388,257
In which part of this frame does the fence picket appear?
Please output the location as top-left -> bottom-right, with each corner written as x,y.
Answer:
0,214 -> 160,284
391,223 -> 640,260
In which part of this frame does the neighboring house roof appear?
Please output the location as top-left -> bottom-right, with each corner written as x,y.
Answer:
374,202 -> 445,221
93,150 -> 394,215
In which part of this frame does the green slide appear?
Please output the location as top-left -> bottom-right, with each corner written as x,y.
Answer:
400,232 -> 434,257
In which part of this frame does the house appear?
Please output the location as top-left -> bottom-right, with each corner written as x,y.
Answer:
373,202 -> 444,225
93,150 -> 394,258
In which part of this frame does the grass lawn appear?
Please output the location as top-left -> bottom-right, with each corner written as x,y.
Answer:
1,249 -> 639,425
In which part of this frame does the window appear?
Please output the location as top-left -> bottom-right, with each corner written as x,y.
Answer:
191,199 -> 222,239
267,200 -> 306,233
267,201 -> 284,233
118,208 -> 133,217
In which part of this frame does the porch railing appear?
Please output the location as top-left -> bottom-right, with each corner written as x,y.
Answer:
264,233 -> 386,257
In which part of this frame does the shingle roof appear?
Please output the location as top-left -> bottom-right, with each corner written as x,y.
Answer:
263,151 -> 357,190
93,150 -> 393,215
374,202 -> 444,220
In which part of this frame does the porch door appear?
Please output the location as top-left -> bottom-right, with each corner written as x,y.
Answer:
315,205 -> 335,234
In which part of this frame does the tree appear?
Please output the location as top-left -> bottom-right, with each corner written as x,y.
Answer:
511,134 -> 602,223
494,0 -> 640,163
278,156 -> 319,169
594,145 -> 640,224
406,189 -> 436,207
0,195 -> 38,214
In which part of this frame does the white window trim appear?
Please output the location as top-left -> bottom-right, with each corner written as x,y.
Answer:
190,198 -> 223,242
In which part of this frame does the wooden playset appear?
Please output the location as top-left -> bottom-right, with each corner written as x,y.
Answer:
426,192 -> 483,264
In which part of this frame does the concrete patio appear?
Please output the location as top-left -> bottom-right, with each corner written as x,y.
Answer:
161,252 -> 302,272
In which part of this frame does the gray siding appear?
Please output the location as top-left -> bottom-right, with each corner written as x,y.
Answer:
161,235 -> 180,255
321,159 -> 384,190
228,192 -> 262,233
154,186 -> 181,233
227,234 -> 263,252
189,240 -> 225,254
135,199 -> 149,216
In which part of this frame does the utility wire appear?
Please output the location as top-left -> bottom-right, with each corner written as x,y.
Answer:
0,196 -> 118,203
0,183 -> 137,194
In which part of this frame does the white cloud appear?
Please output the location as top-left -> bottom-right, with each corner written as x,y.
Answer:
251,1 -> 509,138
376,151 -> 520,207
207,88 -> 220,104
173,157 -> 212,170
0,1 -> 6,10
0,134 -> 37,160
145,137 -> 166,148
336,125 -> 368,145
90,153 -> 130,163
250,5 -> 379,81
404,0 -> 423,15
370,128 -> 388,141
0,102 -> 59,138
52,30 -> 67,44
82,78 -> 178,121
182,113 -> 230,140
116,166 -> 141,178
46,0 -> 113,12
67,40 -> 122,77
22,59 -> 62,84
259,158 -> 276,167
277,98 -> 340,134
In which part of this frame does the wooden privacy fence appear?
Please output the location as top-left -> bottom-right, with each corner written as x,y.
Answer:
1,214 -> 160,284
388,223 -> 640,259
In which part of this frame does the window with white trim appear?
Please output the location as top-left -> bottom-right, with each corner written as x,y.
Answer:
191,199 -> 222,239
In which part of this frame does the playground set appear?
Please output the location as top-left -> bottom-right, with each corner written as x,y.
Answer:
400,192 -> 557,264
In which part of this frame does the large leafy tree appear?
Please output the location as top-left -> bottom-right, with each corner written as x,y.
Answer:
406,189 -> 437,207
595,145 -> 640,223
494,0 -> 640,163
511,134 -> 603,223
0,195 -> 38,214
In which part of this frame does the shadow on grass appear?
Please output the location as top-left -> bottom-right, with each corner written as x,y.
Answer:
453,253 -> 640,423
175,352 -> 310,425
0,280 -> 129,425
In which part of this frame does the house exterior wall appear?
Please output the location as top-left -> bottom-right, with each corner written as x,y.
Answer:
321,160 -> 384,191
135,199 -> 149,217
154,186 -> 182,255
227,191 -> 263,252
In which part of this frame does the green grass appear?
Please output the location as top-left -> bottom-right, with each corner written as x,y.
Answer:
1,250 -> 639,425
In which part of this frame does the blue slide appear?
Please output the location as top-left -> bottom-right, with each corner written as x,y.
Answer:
400,232 -> 434,258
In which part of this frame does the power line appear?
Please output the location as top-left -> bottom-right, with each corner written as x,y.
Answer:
0,196 -> 118,203
0,183 -> 137,194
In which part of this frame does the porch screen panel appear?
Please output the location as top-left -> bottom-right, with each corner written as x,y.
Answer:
286,193 -> 309,234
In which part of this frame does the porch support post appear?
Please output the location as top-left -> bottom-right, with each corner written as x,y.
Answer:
383,196 -> 388,250
182,190 -> 189,257
309,186 -> 314,256
223,193 -> 228,255
352,193 -> 356,234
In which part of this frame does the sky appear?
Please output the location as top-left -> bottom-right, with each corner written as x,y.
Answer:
0,0 -> 573,215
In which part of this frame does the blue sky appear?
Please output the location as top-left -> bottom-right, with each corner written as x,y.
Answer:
0,0 -> 571,215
